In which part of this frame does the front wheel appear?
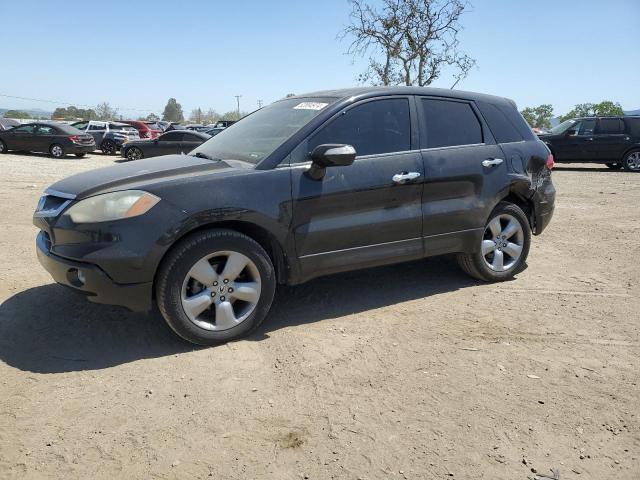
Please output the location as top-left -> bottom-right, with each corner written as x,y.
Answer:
622,150 -> 640,172
457,202 -> 531,282
125,147 -> 143,161
50,144 -> 65,158
0,140 -> 7,153
156,229 -> 276,345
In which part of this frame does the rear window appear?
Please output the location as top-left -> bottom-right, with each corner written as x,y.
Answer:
419,98 -> 482,148
625,118 -> 640,136
597,118 -> 623,134
476,101 -> 524,143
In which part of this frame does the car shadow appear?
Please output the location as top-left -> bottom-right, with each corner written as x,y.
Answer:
553,165 -> 624,173
0,256 -> 479,374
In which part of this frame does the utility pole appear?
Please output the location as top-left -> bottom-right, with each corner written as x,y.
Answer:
257,99 -> 263,109
234,95 -> 242,118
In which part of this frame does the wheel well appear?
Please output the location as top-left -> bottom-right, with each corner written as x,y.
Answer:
501,192 -> 534,229
152,221 -> 289,298
621,146 -> 640,162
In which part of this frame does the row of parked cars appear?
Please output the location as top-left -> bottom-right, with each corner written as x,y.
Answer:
0,117 -> 235,160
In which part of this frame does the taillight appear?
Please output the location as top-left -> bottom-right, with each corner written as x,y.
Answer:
546,153 -> 554,170
69,135 -> 80,143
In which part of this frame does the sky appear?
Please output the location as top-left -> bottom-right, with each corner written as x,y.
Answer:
0,0 -> 638,118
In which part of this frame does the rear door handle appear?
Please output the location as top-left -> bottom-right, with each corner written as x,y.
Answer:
392,171 -> 421,184
481,158 -> 504,168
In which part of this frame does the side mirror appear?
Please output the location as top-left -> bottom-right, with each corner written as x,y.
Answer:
306,144 -> 356,180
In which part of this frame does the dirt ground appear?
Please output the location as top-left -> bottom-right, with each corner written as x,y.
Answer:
0,151 -> 638,480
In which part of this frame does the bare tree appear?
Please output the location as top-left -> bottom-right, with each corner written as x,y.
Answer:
95,102 -> 118,121
341,0 -> 476,87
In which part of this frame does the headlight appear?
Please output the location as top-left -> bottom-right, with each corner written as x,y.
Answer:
65,190 -> 160,223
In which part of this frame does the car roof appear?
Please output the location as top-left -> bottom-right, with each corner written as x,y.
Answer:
285,86 -> 514,106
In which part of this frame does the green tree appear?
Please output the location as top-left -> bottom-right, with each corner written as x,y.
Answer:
220,110 -> 248,121
51,106 -> 96,120
162,98 -> 184,122
95,102 -> 118,121
3,110 -> 32,119
520,104 -> 554,129
560,101 -> 625,121
140,113 -> 160,122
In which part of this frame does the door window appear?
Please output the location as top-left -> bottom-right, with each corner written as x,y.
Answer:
36,125 -> 57,135
577,119 -> 596,136
89,123 -> 106,131
13,125 -> 36,134
160,131 -> 184,141
183,133 -> 204,142
308,98 -> 411,157
72,122 -> 89,130
420,98 -> 483,148
596,118 -> 623,134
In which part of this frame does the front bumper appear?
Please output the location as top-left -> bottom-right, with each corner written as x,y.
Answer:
36,231 -> 152,312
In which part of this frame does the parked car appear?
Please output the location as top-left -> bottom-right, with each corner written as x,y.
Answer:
203,127 -> 225,137
0,122 -> 95,158
214,120 -> 236,128
121,130 -> 210,160
120,120 -> 162,139
185,124 -> 208,131
33,86 -> 555,345
538,116 -> 640,171
165,122 -> 186,132
71,121 -> 140,154
0,118 -> 20,131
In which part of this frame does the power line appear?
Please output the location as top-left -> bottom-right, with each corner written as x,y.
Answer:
0,93 -> 157,113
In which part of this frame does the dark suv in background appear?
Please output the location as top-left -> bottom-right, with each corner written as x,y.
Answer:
538,116 -> 640,171
33,87 -> 555,345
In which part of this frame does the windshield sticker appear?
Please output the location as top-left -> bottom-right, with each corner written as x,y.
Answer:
294,102 -> 328,110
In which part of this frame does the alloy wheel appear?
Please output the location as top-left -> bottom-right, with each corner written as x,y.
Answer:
482,213 -> 525,272
127,148 -> 141,160
625,152 -> 640,171
51,145 -> 63,158
0,142 -> 5,153
180,251 -> 262,331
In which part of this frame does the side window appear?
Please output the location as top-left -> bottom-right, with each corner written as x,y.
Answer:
597,118 -> 623,134
184,133 -> 203,142
72,122 -> 88,130
624,118 -> 640,137
475,101 -> 523,143
420,98 -> 483,148
89,123 -> 106,131
37,125 -> 57,135
308,98 -> 411,157
14,125 -> 36,134
578,119 -> 596,135
161,131 -> 183,141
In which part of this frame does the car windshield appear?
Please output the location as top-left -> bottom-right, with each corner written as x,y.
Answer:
549,119 -> 577,135
191,97 -> 337,164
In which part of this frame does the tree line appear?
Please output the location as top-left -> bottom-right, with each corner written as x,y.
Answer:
519,101 -> 626,129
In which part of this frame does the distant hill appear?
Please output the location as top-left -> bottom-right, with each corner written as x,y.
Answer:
624,109 -> 640,116
0,107 -> 53,119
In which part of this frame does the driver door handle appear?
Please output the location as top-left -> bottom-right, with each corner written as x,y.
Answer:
392,171 -> 421,184
482,158 -> 504,168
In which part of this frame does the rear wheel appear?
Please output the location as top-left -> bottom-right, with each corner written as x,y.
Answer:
125,146 -> 143,161
50,144 -> 65,158
457,202 -> 531,282
101,140 -> 117,155
606,163 -> 622,169
156,229 -> 276,345
622,150 -> 640,172
0,140 -> 7,153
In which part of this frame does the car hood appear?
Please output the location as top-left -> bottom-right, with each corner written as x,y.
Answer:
48,154 -> 238,199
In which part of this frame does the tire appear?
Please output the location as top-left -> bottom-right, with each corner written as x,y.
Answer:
457,201 -> 531,282
101,140 -> 117,155
50,144 -> 65,158
621,149 -> 640,172
125,146 -> 143,161
75,153 -> 86,158
606,163 -> 622,169
156,229 -> 276,345
0,140 -> 7,153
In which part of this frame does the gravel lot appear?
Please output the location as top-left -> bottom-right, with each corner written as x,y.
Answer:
0,152 -> 638,479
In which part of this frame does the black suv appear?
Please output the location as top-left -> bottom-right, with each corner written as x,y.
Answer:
538,116 -> 640,171
33,87 -> 555,345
